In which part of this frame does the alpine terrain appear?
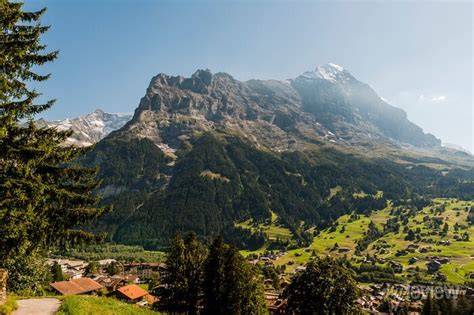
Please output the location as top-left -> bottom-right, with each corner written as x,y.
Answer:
78,64 -> 474,249
37,109 -> 132,147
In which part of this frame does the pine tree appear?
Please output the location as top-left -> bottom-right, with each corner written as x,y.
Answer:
84,261 -> 100,275
443,222 -> 449,234
156,233 -> 206,314
284,256 -> 361,315
0,0 -> 106,291
421,293 -> 439,315
156,234 -> 186,312
148,272 -> 160,291
202,236 -> 227,314
50,262 -> 64,282
182,233 -> 207,314
203,237 -> 267,315
106,262 -> 120,276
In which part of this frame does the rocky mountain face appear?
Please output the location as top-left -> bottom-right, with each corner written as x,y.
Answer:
79,65 -> 473,249
37,109 -> 132,147
114,64 -> 440,157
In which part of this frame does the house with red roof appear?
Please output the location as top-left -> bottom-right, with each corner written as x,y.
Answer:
50,278 -> 103,295
116,284 -> 149,304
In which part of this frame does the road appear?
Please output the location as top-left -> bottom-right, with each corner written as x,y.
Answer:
13,298 -> 61,315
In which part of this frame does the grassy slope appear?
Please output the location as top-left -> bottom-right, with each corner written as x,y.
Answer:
368,198 -> 474,283
56,296 -> 159,315
242,198 -> 474,283
237,211 -> 295,257
236,211 -> 293,242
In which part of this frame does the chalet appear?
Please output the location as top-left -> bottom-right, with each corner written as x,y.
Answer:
437,240 -> 450,246
438,257 -> 450,264
389,261 -> 403,273
116,284 -> 149,303
48,259 -> 87,279
124,262 -> 167,280
94,276 -> 127,293
426,260 -> 441,273
51,259 -> 88,270
50,278 -> 103,295
395,250 -> 408,257
264,261 -> 274,267
123,274 -> 140,284
265,293 -> 286,315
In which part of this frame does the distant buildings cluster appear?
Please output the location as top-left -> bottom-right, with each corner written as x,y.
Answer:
47,255 -> 474,314
48,259 -> 165,307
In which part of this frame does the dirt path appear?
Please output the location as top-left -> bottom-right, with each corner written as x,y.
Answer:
13,298 -> 61,315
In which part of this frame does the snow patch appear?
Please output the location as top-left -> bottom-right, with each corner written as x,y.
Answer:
300,63 -> 349,83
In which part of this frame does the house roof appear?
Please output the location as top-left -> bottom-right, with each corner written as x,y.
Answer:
50,278 -> 103,295
117,284 -> 148,300
95,276 -> 126,289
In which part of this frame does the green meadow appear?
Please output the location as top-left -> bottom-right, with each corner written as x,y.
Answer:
241,198 -> 474,283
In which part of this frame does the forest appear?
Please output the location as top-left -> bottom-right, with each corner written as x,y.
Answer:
81,132 -> 474,249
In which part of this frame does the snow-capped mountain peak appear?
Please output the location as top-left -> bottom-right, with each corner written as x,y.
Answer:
37,109 -> 132,147
300,63 -> 352,83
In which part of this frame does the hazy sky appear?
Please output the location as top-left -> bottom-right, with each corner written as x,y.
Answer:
25,0 -> 473,152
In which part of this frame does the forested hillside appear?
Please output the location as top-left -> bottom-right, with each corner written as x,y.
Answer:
83,132 -> 474,249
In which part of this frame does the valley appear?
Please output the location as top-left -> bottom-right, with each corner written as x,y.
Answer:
3,1 -> 473,313
240,197 -> 474,284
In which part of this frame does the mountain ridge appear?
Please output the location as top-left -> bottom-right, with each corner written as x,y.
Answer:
112,64 -> 440,159
37,109 -> 132,147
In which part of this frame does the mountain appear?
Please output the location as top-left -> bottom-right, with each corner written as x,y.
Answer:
292,64 -> 441,147
114,64 -> 440,156
37,109 -> 132,147
79,65 -> 473,249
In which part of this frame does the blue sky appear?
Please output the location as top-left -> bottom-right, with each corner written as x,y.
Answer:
26,0 -> 473,151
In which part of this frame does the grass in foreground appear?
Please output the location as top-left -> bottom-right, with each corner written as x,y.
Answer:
56,295 -> 159,315
0,295 -> 17,315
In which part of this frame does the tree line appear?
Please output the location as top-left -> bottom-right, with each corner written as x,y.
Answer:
155,233 -> 362,315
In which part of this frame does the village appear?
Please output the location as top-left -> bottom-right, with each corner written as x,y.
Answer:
47,251 -> 474,315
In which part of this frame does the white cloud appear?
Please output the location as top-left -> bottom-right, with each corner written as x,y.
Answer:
430,95 -> 446,102
419,94 -> 447,103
